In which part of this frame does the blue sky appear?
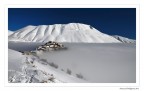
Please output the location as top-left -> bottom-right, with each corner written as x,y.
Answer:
8,8 -> 136,39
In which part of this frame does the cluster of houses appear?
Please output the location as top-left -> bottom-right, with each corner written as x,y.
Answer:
36,41 -> 65,51
21,41 -> 66,55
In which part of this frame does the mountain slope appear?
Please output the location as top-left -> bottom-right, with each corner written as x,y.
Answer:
113,35 -> 136,43
8,48 -> 87,83
8,23 -> 121,43
8,30 -> 13,36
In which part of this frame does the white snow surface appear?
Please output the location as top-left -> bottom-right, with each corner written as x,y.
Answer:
8,48 -> 87,83
8,42 -> 136,83
113,35 -> 136,43
8,23 -> 121,43
8,30 -> 13,36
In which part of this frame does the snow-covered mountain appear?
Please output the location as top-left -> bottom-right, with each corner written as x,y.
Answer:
8,23 -> 121,43
113,35 -> 136,43
8,30 -> 13,36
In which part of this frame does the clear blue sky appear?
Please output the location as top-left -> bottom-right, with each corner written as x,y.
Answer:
8,8 -> 136,39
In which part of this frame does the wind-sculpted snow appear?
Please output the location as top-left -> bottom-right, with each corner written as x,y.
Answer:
8,23 -> 121,43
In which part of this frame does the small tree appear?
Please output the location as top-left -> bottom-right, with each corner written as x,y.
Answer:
61,69 -> 64,71
48,62 -> 58,69
76,73 -> 83,79
66,69 -> 72,75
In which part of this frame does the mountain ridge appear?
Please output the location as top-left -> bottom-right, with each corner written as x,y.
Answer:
112,35 -> 136,43
8,23 -> 135,43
